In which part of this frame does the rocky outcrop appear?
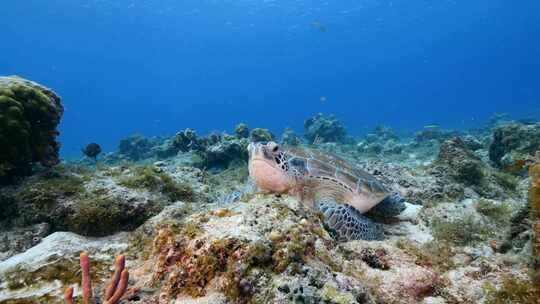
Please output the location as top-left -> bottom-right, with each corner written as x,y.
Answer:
0,76 -> 64,183
249,128 -> 274,143
489,123 -> 540,168
304,113 -> 347,143
280,128 -> 302,146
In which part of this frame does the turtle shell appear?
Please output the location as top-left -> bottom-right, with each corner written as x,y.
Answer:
283,147 -> 389,213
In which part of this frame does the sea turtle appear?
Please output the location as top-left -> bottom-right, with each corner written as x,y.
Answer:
247,141 -> 408,241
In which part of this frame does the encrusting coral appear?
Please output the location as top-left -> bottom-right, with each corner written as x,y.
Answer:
63,252 -> 129,304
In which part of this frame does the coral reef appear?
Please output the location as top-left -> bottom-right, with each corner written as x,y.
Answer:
172,128 -> 202,153
280,128 -> 302,146
0,119 -> 536,304
529,152 -> 540,285
118,134 -> 158,161
304,113 -> 347,143
235,123 -> 250,139
249,128 -> 274,143
0,76 -> 64,183
203,135 -> 249,169
432,137 -> 485,186
414,126 -> 458,144
489,123 -> 540,168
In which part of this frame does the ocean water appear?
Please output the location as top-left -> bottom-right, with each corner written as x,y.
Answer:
2,0 -> 540,158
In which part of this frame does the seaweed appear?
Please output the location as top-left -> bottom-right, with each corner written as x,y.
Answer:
118,165 -> 194,202
475,199 -> 512,223
484,276 -> 540,304
431,215 -> 493,246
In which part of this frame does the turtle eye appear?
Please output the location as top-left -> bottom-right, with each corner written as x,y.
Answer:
272,145 -> 279,152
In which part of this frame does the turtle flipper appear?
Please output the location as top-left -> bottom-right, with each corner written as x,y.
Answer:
316,200 -> 384,241
365,193 -> 407,219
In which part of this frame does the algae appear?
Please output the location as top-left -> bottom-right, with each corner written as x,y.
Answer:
431,214 -> 493,246
475,199 -> 512,224
118,165 -> 194,202
484,276 -> 540,304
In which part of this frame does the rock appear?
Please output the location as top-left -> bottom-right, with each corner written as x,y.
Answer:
1,168 -> 166,238
0,76 -> 64,183
414,126 -> 458,144
203,137 -> 249,168
304,113 -> 347,143
489,123 -> 540,167
431,137 -> 485,186
234,123 -> 250,139
172,128 -> 202,153
461,135 -> 484,151
0,232 -> 128,303
373,125 -> 399,142
118,134 -> 157,161
250,128 -> 274,142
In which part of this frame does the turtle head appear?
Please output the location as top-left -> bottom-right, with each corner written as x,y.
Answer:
248,141 -> 294,193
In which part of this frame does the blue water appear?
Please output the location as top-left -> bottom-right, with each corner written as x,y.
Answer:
2,0 -> 540,158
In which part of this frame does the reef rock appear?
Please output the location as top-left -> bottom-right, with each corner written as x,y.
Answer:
234,123 -> 250,139
203,136 -> 249,169
0,231 -> 128,303
431,137 -> 485,186
429,137 -> 520,200
0,76 -> 64,183
414,126 -> 458,144
118,134 -> 159,161
280,128 -> 302,146
304,113 -> 347,143
489,122 -> 540,168
250,128 -> 274,143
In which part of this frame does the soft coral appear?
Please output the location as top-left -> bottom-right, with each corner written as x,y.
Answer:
63,252 -> 129,304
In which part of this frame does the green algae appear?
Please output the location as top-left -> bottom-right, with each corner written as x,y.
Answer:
529,155 -> 540,285
396,239 -> 456,273
3,255 -> 108,291
475,199 -> 512,224
431,214 -> 493,246
118,165 -> 194,202
321,284 -> 357,304
484,276 -> 540,304
492,171 -> 520,191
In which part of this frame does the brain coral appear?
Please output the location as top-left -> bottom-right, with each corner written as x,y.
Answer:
0,76 -> 64,182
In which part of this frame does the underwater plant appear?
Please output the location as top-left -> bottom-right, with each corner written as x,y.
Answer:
63,252 -> 129,304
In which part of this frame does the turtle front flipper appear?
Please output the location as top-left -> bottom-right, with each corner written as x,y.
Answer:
364,193 -> 407,220
316,200 -> 384,241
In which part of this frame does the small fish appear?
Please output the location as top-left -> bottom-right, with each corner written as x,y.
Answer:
312,21 -> 327,32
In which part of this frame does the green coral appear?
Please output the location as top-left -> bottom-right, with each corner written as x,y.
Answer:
118,165 -> 194,202
0,76 -> 63,183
